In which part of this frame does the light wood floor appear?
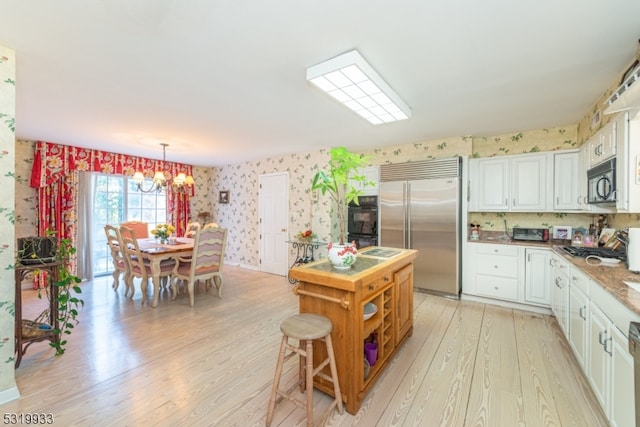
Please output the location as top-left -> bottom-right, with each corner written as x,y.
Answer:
3,266 -> 608,426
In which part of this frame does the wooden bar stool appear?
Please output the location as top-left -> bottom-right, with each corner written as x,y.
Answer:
266,313 -> 343,426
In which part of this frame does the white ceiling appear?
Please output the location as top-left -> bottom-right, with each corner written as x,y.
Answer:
1,1 -> 639,167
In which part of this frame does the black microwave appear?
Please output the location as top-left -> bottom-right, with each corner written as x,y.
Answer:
587,158 -> 616,204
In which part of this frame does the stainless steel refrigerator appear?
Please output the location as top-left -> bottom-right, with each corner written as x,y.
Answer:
379,158 -> 461,297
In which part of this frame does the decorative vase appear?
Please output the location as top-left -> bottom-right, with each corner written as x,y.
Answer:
159,237 -> 168,244
327,241 -> 358,270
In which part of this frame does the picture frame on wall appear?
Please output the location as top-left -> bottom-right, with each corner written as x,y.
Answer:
219,190 -> 229,204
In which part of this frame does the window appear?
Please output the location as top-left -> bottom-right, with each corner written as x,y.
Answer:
92,174 -> 167,277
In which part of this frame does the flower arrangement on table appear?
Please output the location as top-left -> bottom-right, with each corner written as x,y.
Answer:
296,229 -> 316,242
151,223 -> 175,244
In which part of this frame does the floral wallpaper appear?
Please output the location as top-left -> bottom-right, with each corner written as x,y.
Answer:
0,45 -> 18,400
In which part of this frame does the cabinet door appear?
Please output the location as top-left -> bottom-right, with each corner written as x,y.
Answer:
476,158 -> 510,211
524,248 -> 550,306
588,302 -> 610,412
551,255 -> 570,334
554,152 -> 581,210
511,154 -> 548,211
394,264 -> 413,344
578,145 -> 591,211
569,284 -> 589,368
601,120 -> 617,162
610,325 -> 635,427
590,121 -> 616,167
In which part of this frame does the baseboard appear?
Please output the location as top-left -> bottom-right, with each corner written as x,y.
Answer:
0,385 -> 20,406
461,293 -> 552,315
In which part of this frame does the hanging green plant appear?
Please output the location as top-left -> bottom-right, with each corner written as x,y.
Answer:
32,231 -> 84,356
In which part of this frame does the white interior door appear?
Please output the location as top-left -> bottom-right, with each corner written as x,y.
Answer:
259,172 -> 289,276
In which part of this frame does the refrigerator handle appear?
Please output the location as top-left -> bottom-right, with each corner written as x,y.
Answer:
406,182 -> 410,248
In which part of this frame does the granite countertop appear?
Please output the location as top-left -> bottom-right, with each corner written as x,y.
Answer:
468,233 -> 640,315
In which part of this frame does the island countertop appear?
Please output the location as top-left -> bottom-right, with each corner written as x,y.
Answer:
288,246 -> 418,291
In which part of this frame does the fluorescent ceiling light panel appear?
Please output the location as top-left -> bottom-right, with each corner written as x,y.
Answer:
307,50 -> 411,124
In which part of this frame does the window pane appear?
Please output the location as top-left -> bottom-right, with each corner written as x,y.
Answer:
92,174 -> 167,278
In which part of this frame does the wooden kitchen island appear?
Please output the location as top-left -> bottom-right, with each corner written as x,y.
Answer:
288,246 -> 418,414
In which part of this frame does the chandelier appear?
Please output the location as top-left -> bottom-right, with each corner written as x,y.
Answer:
132,143 -> 195,193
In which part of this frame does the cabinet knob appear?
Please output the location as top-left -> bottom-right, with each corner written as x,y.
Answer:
493,265 -> 498,269
369,285 -> 375,291
384,276 -> 390,282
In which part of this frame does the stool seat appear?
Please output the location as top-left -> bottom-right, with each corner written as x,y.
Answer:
266,313 -> 343,426
280,314 -> 333,340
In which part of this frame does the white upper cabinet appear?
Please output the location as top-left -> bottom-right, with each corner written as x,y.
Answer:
472,157 -> 509,210
554,151 -> 581,211
470,153 -> 549,211
589,120 -> 616,168
578,144 -> 591,211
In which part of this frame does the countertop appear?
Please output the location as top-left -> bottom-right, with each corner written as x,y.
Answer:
288,246 -> 418,291
468,233 -> 640,315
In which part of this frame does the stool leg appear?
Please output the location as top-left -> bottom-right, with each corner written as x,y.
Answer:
299,339 -> 306,393
305,339 -> 314,427
266,335 -> 288,427
325,334 -> 344,415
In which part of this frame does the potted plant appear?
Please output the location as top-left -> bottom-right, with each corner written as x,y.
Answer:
311,146 -> 374,269
21,231 -> 84,356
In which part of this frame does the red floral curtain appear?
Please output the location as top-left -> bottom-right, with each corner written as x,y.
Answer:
30,141 -> 194,278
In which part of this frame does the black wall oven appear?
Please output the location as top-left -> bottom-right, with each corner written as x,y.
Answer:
347,195 -> 378,248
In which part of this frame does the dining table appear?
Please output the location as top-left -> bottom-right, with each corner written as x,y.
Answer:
136,237 -> 194,307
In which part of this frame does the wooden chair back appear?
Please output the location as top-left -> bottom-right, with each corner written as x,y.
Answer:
104,224 -> 130,293
119,226 -> 148,282
104,225 -> 126,271
171,226 -> 227,306
120,221 -> 149,238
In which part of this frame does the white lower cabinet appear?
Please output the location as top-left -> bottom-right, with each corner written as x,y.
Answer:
524,248 -> 551,306
550,254 -> 570,334
588,302 -> 609,410
588,302 -> 635,427
465,243 -> 551,308
471,243 -> 520,301
569,280 -> 589,368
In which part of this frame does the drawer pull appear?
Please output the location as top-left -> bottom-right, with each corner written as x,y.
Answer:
369,285 -> 375,291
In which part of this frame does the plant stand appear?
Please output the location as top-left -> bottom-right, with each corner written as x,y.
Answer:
14,261 -> 61,368
286,240 -> 324,284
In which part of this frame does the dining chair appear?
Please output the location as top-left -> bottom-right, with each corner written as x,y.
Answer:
184,221 -> 201,238
170,226 -> 228,307
120,220 -> 149,238
203,222 -> 219,229
104,225 -> 132,296
120,226 -> 175,304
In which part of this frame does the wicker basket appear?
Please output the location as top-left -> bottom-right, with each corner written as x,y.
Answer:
21,319 -> 53,339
